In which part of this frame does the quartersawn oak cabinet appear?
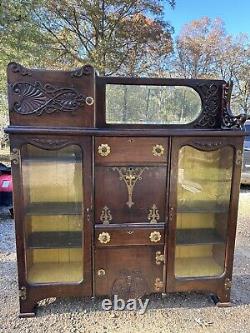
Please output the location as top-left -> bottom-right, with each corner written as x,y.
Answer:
5,63 -> 247,317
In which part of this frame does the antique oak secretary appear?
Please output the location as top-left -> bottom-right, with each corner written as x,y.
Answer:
6,63 -> 247,317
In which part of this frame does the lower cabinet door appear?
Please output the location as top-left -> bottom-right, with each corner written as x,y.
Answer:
95,247 -> 165,298
94,224 -> 166,297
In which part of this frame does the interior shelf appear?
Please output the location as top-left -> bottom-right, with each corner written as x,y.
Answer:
175,257 -> 223,277
27,262 -> 83,283
177,201 -> 229,213
176,228 -> 224,245
28,231 -> 82,248
26,202 -> 82,216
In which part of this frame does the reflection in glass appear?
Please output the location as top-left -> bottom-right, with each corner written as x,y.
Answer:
22,145 -> 83,284
106,85 -> 202,124
175,146 -> 233,278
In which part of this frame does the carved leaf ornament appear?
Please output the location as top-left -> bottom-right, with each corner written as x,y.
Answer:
11,81 -> 86,116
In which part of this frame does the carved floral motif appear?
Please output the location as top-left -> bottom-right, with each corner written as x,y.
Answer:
221,82 -> 247,129
194,83 -> 220,128
11,81 -> 86,116
30,138 -> 69,149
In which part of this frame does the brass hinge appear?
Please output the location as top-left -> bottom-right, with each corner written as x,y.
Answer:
154,278 -> 164,292
155,251 -> 165,265
10,148 -> 20,165
224,278 -> 232,290
19,286 -> 27,300
236,149 -> 242,166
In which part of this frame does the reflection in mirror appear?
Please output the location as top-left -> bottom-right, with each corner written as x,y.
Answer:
106,85 -> 202,124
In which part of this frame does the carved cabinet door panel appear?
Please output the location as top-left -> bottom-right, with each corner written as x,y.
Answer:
167,136 -> 243,295
7,63 -> 95,127
10,135 -> 93,300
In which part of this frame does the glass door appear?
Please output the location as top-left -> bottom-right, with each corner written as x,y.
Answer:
21,144 -> 85,284
174,145 -> 233,278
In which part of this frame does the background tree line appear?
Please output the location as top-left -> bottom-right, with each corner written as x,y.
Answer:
0,1 -> 249,136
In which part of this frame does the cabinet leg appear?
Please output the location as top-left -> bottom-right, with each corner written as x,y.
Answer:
210,292 -> 232,307
19,300 -> 37,318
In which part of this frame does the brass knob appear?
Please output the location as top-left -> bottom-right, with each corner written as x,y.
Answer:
98,232 -> 111,244
152,144 -> 164,157
97,269 -> 106,277
149,231 -> 161,243
85,96 -> 94,105
98,143 -> 111,157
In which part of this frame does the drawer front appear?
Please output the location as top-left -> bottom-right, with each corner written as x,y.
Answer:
95,247 -> 165,296
95,137 -> 168,163
95,225 -> 165,247
95,166 -> 167,224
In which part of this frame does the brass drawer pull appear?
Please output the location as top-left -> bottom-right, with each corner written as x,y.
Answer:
149,231 -> 161,243
98,143 -> 111,157
127,230 -> 134,235
152,144 -> 164,157
98,232 -> 111,244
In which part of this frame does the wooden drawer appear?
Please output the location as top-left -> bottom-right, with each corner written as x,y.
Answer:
95,224 -> 165,247
95,137 -> 168,163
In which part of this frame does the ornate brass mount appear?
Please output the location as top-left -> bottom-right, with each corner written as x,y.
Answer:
224,278 -> 232,290
148,204 -> 160,223
149,231 -> 161,243
155,251 -> 165,265
10,148 -> 20,165
100,206 -> 112,224
98,143 -> 111,157
152,144 -> 164,157
112,167 -> 147,208
98,232 -> 111,244
154,278 -> 164,291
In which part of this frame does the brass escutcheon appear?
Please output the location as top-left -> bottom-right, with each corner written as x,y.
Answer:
149,231 -> 161,243
98,232 -> 111,244
98,143 -> 111,157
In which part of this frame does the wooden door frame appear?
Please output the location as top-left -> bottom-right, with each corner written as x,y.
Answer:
166,136 -> 243,299
10,134 -> 93,316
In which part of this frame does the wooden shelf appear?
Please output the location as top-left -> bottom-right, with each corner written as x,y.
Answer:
26,202 -> 82,216
28,231 -> 82,249
24,156 -> 81,163
176,228 -> 224,245
177,201 -> 228,214
175,257 -> 223,277
28,262 -> 83,283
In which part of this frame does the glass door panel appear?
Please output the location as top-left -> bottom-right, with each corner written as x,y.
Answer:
22,144 -> 83,284
175,146 -> 233,278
